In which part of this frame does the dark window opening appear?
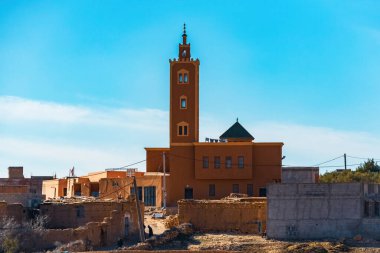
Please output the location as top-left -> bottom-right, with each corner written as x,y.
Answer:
179,126 -> 183,135
63,188 -> 67,196
203,156 -> 209,168
76,205 -> 85,218
209,184 -> 215,197
259,188 -> 267,197
247,184 -> 254,197
74,183 -> 81,196
226,156 -> 232,168
90,183 -> 99,197
184,73 -> 188,83
238,156 -> 244,169
179,73 -> 183,83
184,126 -> 188,135
232,184 -> 239,193
214,156 -> 221,169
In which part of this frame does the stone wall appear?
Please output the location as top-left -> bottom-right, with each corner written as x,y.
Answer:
178,199 -> 266,233
267,183 -> 364,239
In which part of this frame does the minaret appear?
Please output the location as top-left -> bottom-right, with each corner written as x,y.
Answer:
169,24 -> 200,144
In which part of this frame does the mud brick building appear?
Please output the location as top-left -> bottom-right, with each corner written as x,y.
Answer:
42,170 -> 164,207
0,166 -> 52,207
145,25 -> 284,206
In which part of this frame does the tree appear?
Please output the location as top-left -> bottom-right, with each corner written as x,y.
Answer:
320,159 -> 380,183
356,159 -> 380,173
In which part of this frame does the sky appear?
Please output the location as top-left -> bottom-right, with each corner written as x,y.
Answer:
1,1 -> 380,177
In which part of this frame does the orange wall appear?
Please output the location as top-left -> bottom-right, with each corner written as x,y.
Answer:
145,148 -> 170,173
165,142 -> 283,206
194,143 -> 253,180
170,60 -> 200,144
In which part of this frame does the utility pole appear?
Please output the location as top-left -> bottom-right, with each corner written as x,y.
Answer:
133,176 -> 145,242
163,152 -> 167,210
344,153 -> 347,170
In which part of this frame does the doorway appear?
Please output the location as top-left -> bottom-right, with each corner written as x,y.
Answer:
184,187 -> 193,199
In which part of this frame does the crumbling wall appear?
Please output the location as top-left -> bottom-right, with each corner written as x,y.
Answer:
40,200 -> 142,240
267,183 -> 364,239
178,199 -> 266,233
39,209 -> 123,249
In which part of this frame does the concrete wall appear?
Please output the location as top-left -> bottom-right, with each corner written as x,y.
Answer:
282,167 -> 319,183
267,183 -> 364,239
178,198 -> 266,233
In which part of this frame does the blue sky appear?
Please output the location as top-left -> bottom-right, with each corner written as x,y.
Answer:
1,1 -> 380,177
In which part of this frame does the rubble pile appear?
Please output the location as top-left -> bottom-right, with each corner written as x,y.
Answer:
164,214 -> 179,229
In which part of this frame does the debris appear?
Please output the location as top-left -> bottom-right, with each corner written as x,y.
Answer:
353,234 -> 363,241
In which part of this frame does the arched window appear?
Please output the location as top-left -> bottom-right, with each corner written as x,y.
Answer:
177,122 -> 189,136
184,73 -> 188,83
180,95 -> 187,109
177,69 -> 189,84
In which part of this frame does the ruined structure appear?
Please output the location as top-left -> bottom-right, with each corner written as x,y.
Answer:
178,198 -> 267,234
267,182 -> 380,239
38,199 -> 142,248
0,166 -> 52,207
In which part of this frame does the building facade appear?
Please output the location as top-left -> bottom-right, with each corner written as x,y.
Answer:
0,167 -> 52,207
145,26 -> 284,207
42,170 -> 164,207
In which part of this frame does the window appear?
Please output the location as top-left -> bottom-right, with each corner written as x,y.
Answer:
209,184 -> 215,197
238,156 -> 244,168
180,96 -> 187,109
214,156 -> 221,169
247,184 -> 254,197
184,73 -> 188,83
177,70 -> 189,84
203,156 -> 209,168
232,184 -> 239,193
177,122 -> 189,136
259,188 -> 267,197
225,156 -> 232,168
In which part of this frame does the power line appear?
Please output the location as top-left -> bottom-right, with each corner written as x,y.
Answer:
98,181 -> 134,199
346,155 -> 380,161
312,155 -> 344,167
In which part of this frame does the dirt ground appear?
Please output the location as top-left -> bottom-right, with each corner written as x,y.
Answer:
142,212 -> 380,252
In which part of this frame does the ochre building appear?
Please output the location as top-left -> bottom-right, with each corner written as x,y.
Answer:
145,26 -> 284,207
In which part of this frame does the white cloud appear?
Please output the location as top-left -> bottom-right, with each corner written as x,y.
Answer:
1,96 -> 380,177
